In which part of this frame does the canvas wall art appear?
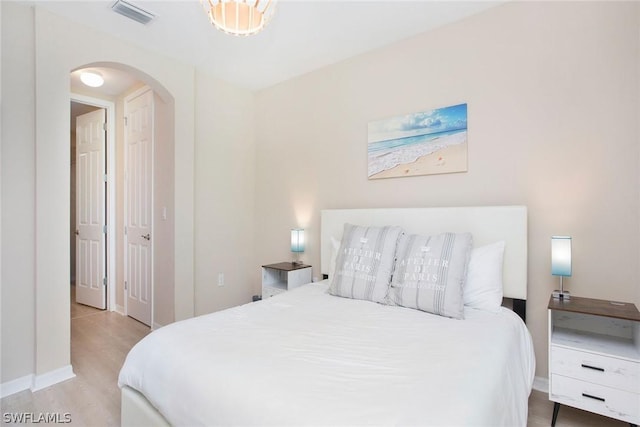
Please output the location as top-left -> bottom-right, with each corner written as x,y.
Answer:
367,103 -> 468,179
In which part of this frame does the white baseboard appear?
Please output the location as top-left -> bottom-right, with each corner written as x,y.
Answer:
1,365 -> 75,398
533,376 -> 549,393
115,304 -> 125,315
32,365 -> 75,392
1,374 -> 34,398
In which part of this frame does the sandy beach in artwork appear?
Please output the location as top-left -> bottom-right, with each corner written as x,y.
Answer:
370,141 -> 467,179
368,103 -> 468,179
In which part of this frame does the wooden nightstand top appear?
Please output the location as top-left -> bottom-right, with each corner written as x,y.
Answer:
548,295 -> 640,322
262,262 -> 311,272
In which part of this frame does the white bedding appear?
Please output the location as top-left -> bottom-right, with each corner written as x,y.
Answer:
118,281 -> 535,426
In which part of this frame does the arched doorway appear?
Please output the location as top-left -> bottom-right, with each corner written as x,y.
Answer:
70,63 -> 176,329
30,8 -> 196,388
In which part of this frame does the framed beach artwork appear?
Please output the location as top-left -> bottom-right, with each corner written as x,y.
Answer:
367,103 -> 468,179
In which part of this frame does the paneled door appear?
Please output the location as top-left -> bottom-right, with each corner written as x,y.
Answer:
125,88 -> 154,326
76,108 -> 107,309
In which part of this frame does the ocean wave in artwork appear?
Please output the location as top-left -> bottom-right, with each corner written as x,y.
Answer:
368,129 -> 467,177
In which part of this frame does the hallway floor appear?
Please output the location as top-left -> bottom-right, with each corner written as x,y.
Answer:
1,286 -> 149,426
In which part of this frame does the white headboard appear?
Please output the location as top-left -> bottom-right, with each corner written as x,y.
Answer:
321,206 -> 528,300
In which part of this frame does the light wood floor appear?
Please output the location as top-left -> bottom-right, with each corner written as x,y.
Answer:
1,286 -> 149,426
1,294 -> 630,426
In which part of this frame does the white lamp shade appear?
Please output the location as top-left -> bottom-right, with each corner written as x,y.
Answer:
291,229 -> 305,253
551,236 -> 572,277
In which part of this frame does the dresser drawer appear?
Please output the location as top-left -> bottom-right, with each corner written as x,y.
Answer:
551,374 -> 640,424
550,346 -> 640,393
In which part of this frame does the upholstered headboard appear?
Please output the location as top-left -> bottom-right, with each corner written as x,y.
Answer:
320,206 -> 528,301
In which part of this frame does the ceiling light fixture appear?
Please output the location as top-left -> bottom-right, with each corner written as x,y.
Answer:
80,71 -> 104,88
202,0 -> 276,37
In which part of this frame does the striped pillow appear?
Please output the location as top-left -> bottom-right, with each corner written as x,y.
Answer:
387,232 -> 472,319
329,224 -> 403,303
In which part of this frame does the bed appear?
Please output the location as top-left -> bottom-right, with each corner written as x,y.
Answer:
119,206 -> 535,426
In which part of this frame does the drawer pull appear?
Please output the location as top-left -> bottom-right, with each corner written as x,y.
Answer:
580,364 -> 604,372
582,393 -> 605,402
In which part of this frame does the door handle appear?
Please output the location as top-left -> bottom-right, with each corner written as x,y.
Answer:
75,230 -> 79,236
141,233 -> 150,241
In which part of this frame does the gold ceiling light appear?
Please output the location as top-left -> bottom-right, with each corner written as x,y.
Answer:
202,0 -> 276,37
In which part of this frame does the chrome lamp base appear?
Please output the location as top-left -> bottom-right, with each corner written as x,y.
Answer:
552,290 -> 571,300
552,276 -> 570,300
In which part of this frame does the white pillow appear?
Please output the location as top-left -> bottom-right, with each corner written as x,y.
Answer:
328,236 -> 340,280
463,241 -> 505,312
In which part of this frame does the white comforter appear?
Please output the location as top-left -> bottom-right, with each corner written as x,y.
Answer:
118,281 -> 535,426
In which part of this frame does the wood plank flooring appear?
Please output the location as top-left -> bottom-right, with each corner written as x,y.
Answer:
1,292 -> 631,426
1,287 -> 149,426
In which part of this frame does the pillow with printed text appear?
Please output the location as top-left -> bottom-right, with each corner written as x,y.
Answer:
329,224 -> 403,303
387,232 -> 472,319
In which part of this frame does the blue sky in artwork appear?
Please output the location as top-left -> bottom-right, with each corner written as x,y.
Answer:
368,103 -> 467,143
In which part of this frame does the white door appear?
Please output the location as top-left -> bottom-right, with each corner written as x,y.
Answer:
125,88 -> 154,326
76,108 -> 107,309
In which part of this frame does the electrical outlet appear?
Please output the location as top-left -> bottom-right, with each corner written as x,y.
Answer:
218,273 -> 224,287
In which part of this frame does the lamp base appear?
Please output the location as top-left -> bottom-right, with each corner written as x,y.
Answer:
552,290 -> 571,300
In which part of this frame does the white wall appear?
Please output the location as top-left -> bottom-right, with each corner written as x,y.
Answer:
638,4 -> 640,307
1,1 -> 36,384
254,1 -> 640,380
0,2 -> 195,385
30,5 -> 196,376
1,2 -> 256,387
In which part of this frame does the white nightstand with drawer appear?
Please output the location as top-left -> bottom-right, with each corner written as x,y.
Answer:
548,295 -> 640,426
261,262 -> 312,299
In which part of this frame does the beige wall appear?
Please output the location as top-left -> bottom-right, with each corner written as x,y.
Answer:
1,0 -> 638,392
194,70 -> 256,315
254,0 -> 640,380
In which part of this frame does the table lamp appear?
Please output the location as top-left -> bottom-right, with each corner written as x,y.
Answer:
291,229 -> 305,265
551,236 -> 571,300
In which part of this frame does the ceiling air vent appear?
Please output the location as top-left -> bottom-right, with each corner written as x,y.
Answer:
111,0 -> 156,25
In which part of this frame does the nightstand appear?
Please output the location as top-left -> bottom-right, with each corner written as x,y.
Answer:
261,262 -> 312,299
548,295 -> 640,426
